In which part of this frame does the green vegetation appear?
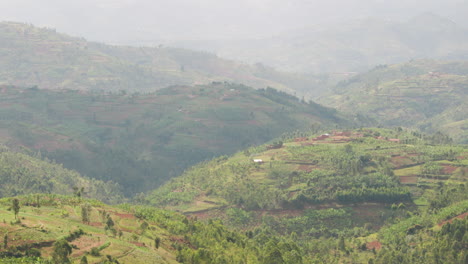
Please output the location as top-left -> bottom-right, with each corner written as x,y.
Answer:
0,194 -> 304,264
0,21 -> 317,95
0,145 -> 123,203
0,19 -> 467,264
0,84 -> 350,195
0,128 -> 466,263
148,128 -> 467,262
321,59 -> 468,143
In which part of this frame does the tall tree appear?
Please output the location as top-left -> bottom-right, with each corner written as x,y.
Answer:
12,198 -> 20,219
52,239 -> 73,264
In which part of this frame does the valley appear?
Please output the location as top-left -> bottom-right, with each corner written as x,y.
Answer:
0,7 -> 467,263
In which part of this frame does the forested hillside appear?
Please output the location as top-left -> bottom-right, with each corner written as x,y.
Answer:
148,128 -> 468,262
0,83 -> 350,196
320,60 -> 468,143
0,145 -> 123,204
0,21 -> 320,95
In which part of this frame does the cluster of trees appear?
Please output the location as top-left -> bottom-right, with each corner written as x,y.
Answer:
0,148 -> 123,203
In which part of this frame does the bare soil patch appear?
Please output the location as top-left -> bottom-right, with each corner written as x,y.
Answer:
70,235 -> 103,257
130,241 -> 146,247
438,212 -> 468,227
399,175 -> 418,184
113,212 -> 135,220
366,240 -> 382,250
441,165 -> 457,175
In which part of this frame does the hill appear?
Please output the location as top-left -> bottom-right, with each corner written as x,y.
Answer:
0,21 -> 321,95
0,145 -> 123,204
147,128 -> 468,262
197,13 -> 468,74
0,83 -> 351,196
0,194 -> 304,264
318,59 -> 468,143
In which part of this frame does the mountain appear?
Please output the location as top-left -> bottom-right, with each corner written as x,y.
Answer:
0,194 -> 303,264
0,145 -> 123,204
0,21 -> 323,96
318,59 -> 468,143
0,83 -> 351,196
189,13 -> 468,74
147,127 -> 468,262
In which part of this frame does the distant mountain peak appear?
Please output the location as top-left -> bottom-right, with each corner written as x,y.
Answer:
407,12 -> 458,29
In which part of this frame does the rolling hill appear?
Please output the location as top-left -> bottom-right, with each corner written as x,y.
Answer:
0,83 -> 351,196
0,145 -> 123,204
318,59 -> 468,143
147,127 -> 468,262
0,194 -> 303,264
0,21 -> 321,96
0,128 -> 466,263
193,13 -> 468,74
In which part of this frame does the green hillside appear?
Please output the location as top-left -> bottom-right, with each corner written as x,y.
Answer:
0,194 -> 303,264
0,146 -> 123,204
148,128 -> 468,262
0,21 -> 319,95
0,83 -> 350,196
319,60 -> 468,143
0,128 -> 466,263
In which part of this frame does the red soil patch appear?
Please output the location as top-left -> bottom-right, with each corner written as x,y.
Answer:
113,212 -> 135,220
441,165 -> 457,175
89,222 -> 103,227
399,175 -> 418,184
70,236 -> 103,257
366,240 -> 382,250
130,241 -> 146,247
352,204 -> 383,218
438,212 -> 468,227
169,236 -> 195,249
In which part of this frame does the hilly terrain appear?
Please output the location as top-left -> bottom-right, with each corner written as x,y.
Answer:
148,128 -> 468,262
0,194 -> 303,264
0,83 -> 351,196
0,145 -> 123,204
188,13 -> 468,74
0,21 -> 323,96
319,59 -> 468,143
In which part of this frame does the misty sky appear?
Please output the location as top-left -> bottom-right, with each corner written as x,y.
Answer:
0,0 -> 467,44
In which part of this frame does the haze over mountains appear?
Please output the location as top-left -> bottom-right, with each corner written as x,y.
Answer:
2,1 -> 468,75
0,21 -> 321,95
174,13 -> 468,73
0,1 -> 467,263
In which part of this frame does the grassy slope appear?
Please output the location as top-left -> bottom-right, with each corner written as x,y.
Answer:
0,146 -> 123,204
147,128 -> 467,261
0,83 -> 351,195
0,21 -> 318,95
148,129 -> 467,231
319,60 -> 468,143
0,194 -> 304,264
